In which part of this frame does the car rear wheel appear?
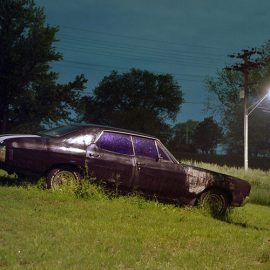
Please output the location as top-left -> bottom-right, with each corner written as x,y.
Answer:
46,168 -> 81,189
199,189 -> 229,217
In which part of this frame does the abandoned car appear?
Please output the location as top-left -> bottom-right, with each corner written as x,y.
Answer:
0,124 -> 251,215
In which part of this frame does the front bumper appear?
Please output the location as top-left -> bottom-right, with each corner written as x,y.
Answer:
230,177 -> 251,207
231,193 -> 250,207
241,196 -> 249,206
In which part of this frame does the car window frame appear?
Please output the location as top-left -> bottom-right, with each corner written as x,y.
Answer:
95,130 -> 135,156
156,140 -> 179,164
155,141 -> 170,162
156,140 -> 175,162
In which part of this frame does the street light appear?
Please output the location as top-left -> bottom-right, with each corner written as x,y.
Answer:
244,90 -> 270,171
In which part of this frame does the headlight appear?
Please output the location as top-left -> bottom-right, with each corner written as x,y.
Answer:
0,145 -> 6,162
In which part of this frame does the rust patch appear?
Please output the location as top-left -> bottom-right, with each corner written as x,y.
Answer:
182,164 -> 232,194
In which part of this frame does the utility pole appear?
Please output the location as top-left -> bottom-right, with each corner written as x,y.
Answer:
226,48 -> 264,171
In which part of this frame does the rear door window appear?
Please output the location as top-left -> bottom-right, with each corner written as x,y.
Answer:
96,132 -> 133,155
133,136 -> 158,159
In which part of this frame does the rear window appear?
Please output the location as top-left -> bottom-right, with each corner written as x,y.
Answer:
97,132 -> 133,155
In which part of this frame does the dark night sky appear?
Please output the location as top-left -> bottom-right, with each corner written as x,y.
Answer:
36,0 -> 270,123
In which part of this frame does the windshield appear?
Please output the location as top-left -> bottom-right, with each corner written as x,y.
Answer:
38,125 -> 83,137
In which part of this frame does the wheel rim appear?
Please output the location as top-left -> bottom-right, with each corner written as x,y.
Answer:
201,193 -> 226,216
52,170 -> 77,189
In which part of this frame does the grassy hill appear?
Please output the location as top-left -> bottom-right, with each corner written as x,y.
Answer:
0,164 -> 270,269
0,188 -> 269,269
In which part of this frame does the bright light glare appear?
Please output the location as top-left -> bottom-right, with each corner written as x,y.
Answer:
267,89 -> 270,99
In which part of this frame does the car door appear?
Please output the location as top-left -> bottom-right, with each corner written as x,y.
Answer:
133,136 -> 187,201
86,131 -> 135,191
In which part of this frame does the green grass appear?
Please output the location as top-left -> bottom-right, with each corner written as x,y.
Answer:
181,160 -> 270,206
0,165 -> 270,269
0,185 -> 270,269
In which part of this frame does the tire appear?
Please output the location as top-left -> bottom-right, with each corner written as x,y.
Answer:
46,168 -> 81,189
199,189 -> 229,217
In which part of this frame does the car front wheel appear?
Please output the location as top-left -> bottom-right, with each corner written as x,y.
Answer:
199,189 -> 230,217
46,168 -> 81,189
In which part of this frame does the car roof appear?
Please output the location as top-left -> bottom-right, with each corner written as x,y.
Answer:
75,123 -> 157,139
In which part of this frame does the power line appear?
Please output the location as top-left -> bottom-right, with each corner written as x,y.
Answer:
58,45 -> 221,70
56,29 -> 228,66
54,60 -> 204,82
49,25 -> 232,84
52,25 -> 226,92
78,89 -> 205,106
57,43 -> 223,67
58,33 -> 226,60
60,25 -> 233,52
57,41 -> 223,65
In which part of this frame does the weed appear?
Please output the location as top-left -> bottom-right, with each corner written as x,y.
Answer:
36,177 -> 47,190
75,176 -> 107,200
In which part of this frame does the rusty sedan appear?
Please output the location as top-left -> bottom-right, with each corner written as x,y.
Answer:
0,124 -> 251,215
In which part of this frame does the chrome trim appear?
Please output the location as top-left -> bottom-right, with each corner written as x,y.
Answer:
0,145 -> 6,162
99,129 -> 156,140
242,196 -> 249,206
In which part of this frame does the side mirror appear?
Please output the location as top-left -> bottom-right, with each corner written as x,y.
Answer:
86,143 -> 100,158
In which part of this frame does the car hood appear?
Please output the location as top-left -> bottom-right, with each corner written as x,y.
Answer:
181,163 -> 251,195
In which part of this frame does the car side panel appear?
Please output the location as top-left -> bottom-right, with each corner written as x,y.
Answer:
86,149 -> 135,190
134,156 -> 192,203
4,138 -> 48,176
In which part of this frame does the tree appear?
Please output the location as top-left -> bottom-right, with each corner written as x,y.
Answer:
80,69 -> 183,142
205,41 -> 270,156
168,120 -> 198,153
193,117 -> 223,154
0,0 -> 87,133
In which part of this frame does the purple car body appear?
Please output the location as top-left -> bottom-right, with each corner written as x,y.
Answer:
0,124 -> 251,212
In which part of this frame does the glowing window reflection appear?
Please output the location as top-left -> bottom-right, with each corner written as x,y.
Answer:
97,132 -> 133,155
133,136 -> 157,159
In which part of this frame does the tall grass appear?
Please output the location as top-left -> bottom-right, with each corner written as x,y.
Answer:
182,160 -> 270,206
174,152 -> 270,170
1,160 -> 270,207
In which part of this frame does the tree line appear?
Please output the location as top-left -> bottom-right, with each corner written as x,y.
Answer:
1,0 -> 270,158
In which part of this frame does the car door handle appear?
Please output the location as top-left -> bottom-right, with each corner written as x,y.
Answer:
136,162 -> 145,166
89,153 -> 100,158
